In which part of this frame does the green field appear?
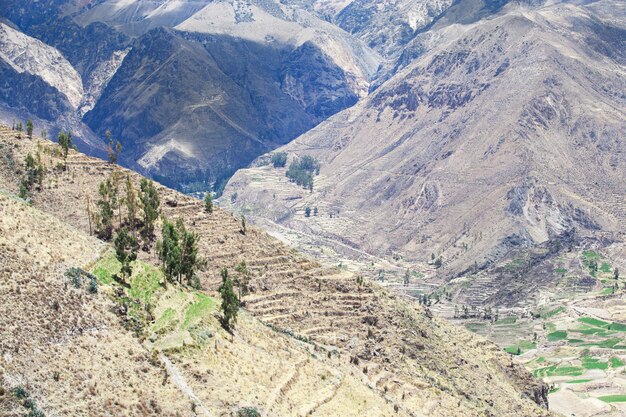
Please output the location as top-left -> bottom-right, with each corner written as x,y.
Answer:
598,395 -> 626,403
547,331 -> 568,341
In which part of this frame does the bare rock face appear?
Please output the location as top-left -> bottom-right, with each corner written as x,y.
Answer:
225,0 -> 626,275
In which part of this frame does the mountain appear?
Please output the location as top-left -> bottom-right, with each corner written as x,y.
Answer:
0,124 -> 551,416
224,0 -> 626,277
0,0 -> 381,191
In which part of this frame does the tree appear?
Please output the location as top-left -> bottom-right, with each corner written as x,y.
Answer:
106,130 -> 122,164
140,179 -> 160,242
313,207 -> 318,216
58,130 -> 72,164
177,218 -> 201,285
124,176 -> 138,235
403,269 -> 410,286
204,192 -> 213,213
614,268 -> 620,280
157,219 -> 180,282
234,260 -> 251,300
26,119 -> 33,139
96,178 -> 114,240
240,214 -> 246,235
219,268 -> 239,331
114,227 -> 138,280
305,207 -> 311,217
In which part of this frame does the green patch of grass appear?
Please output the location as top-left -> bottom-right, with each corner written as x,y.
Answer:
600,263 -> 612,273
505,342 -> 535,355
581,357 -> 608,370
567,339 -> 584,344
598,395 -> 626,403
583,250 -> 601,261
554,268 -> 567,274
610,357 -> 625,368
578,317 -> 610,328
601,287 -> 615,295
128,261 -> 164,304
548,331 -> 568,341
534,365 -> 584,378
536,357 -> 546,363
567,379 -> 592,384
583,338 -> 622,349
181,293 -> 217,330
495,316 -> 517,325
153,308 -> 178,334
543,306 -> 565,318
608,322 -> 626,332
91,252 -> 121,285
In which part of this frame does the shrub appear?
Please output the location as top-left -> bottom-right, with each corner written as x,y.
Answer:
14,386 -> 29,399
88,278 -> 98,294
237,407 -> 261,417
270,152 -> 287,168
65,267 -> 83,288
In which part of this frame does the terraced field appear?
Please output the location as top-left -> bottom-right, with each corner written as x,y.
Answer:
457,247 -> 626,417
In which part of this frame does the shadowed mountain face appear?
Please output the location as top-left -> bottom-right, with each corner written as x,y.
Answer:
224,0 -> 626,274
0,0 -> 379,190
82,27 -> 363,189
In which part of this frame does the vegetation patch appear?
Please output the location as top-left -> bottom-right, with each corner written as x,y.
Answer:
92,252 -> 122,285
534,365 -> 584,378
581,357 -> 608,370
598,395 -> 626,403
610,357 -> 625,368
583,338 -> 622,349
547,331 -> 568,341
543,307 -> 565,318
182,293 -> 217,330
505,340 -> 536,355
578,317 -> 610,328
128,261 -> 164,304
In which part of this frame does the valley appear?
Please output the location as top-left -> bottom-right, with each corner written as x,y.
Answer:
1,0 -> 625,416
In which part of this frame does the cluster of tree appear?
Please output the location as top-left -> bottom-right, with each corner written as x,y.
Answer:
270,152 -> 288,168
11,119 -> 35,139
286,155 -> 320,191
157,218 -> 203,287
92,173 -> 160,247
18,152 -> 44,201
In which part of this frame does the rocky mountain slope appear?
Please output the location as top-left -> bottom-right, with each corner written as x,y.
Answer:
0,0 -> 381,191
224,0 -> 626,276
0,124 -> 552,416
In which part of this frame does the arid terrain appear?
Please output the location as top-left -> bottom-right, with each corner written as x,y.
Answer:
0,125 -> 553,416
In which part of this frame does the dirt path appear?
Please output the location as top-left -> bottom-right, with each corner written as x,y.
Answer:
160,353 -> 212,417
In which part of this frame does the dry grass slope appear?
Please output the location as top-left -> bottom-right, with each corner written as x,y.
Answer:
0,125 -> 552,416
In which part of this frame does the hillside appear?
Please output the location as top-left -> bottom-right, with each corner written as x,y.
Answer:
0,124 -> 552,416
224,0 -> 626,277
